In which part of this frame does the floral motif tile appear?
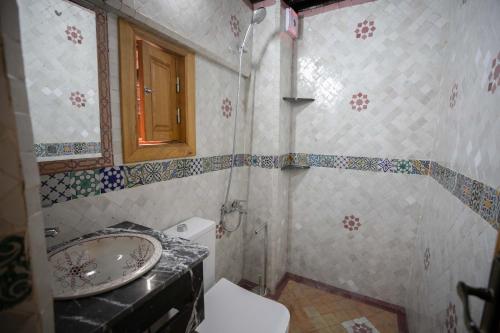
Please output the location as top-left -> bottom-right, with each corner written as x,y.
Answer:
40,172 -> 71,207
65,25 -> 83,44
100,167 -> 125,193
162,160 -> 177,180
141,162 -> 164,184
69,91 -> 86,108
216,222 -> 225,239
341,317 -> 380,333
350,92 -> 370,111
395,159 -> 413,174
449,83 -> 459,108
424,247 -> 430,271
342,215 -> 361,231
202,157 -> 214,172
175,159 -> 192,178
354,20 -> 376,40
190,158 -> 203,175
348,157 -> 378,171
229,15 -> 240,38
124,164 -> 144,188
377,158 -> 396,172
445,303 -> 458,333
487,51 -> 499,93
479,186 -> 500,223
221,97 -> 232,118
70,170 -> 100,198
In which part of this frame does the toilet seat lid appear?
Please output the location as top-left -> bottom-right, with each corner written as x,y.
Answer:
197,278 -> 290,333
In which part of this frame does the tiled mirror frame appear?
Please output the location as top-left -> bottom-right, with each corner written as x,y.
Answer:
38,0 -> 113,175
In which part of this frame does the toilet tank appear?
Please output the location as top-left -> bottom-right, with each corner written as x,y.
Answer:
163,217 -> 216,291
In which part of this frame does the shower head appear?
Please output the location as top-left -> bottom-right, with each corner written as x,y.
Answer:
237,7 -> 266,52
252,7 -> 266,24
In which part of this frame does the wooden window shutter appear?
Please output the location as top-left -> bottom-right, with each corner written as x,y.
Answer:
138,40 -> 180,142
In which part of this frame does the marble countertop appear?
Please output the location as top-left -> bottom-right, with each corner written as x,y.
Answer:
51,222 -> 209,333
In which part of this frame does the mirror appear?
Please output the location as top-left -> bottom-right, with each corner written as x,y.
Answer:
19,0 -> 112,174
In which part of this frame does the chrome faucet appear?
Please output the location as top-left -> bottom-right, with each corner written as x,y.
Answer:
231,200 -> 247,214
44,227 -> 59,238
221,199 -> 247,215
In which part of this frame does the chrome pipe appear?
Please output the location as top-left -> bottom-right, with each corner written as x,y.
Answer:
254,222 -> 268,296
44,227 -> 59,238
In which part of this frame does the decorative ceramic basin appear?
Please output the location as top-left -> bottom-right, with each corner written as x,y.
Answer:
49,233 -> 163,300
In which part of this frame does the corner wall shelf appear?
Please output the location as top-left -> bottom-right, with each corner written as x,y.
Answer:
281,165 -> 311,170
282,97 -> 315,103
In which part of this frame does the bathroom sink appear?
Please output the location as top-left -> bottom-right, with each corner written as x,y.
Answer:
49,233 -> 163,300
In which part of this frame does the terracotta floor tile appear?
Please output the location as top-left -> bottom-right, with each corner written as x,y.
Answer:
277,279 -> 404,333
322,313 -> 341,326
311,316 -> 329,330
329,326 -> 348,333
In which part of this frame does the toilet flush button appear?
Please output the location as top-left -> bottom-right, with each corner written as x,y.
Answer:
177,223 -> 187,233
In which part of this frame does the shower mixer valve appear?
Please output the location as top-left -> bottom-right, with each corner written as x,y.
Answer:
231,200 -> 247,214
221,200 -> 247,215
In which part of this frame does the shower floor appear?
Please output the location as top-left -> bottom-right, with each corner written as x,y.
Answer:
271,274 -> 408,333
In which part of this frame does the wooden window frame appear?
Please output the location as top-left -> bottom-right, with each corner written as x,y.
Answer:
38,1 -> 113,175
118,19 -> 196,163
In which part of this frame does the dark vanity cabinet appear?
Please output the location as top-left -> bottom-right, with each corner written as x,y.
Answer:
52,222 -> 208,333
110,263 -> 204,333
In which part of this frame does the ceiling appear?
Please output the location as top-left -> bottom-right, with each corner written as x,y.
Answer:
249,0 -> 346,12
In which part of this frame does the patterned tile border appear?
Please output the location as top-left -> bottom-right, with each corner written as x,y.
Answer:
38,153 -> 499,231
40,154 -> 248,208
430,161 -> 500,230
34,142 -> 101,158
284,153 -> 430,175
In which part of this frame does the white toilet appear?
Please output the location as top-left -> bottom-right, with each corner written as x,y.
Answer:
163,217 -> 290,333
